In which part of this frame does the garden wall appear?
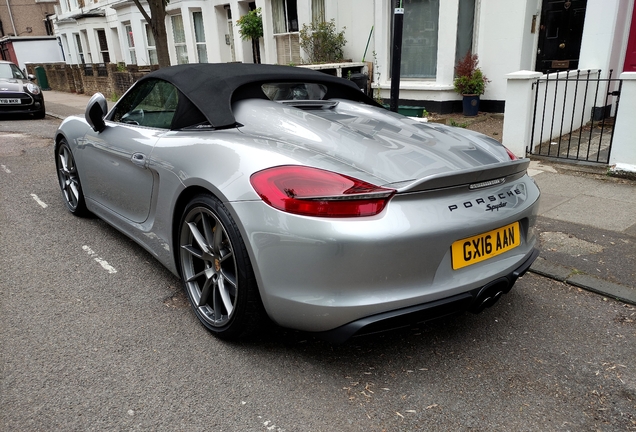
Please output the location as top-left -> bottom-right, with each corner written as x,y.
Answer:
25,63 -> 158,99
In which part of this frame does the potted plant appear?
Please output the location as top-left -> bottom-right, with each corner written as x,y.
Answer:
453,52 -> 489,116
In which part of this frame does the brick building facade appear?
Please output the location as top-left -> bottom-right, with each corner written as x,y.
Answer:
0,0 -> 56,38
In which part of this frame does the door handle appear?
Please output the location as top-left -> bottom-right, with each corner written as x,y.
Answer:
559,43 -> 566,49
131,152 -> 147,168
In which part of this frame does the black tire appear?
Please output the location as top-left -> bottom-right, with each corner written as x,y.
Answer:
178,194 -> 263,339
33,107 -> 45,119
55,139 -> 89,217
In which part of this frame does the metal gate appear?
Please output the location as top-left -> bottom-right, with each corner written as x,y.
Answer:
529,69 -> 622,164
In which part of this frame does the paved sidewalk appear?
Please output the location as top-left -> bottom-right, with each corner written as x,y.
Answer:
527,160 -> 636,304
41,90 -> 636,304
44,89 -> 114,120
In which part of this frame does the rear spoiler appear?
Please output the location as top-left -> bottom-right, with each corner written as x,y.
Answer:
393,159 -> 530,193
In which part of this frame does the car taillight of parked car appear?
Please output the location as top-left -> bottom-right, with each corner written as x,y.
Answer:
250,165 -> 396,217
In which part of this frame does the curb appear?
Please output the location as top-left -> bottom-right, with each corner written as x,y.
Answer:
46,112 -> 65,120
529,257 -> 636,305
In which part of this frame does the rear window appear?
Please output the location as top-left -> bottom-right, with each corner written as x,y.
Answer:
261,83 -> 328,101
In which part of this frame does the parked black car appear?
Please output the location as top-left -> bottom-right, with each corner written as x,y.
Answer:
0,60 -> 45,119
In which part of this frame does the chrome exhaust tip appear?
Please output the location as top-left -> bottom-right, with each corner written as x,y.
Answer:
470,278 -> 511,314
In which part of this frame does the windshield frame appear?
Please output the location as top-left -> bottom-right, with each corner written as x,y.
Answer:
0,63 -> 26,80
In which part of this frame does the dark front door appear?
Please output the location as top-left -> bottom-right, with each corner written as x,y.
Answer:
536,0 -> 587,74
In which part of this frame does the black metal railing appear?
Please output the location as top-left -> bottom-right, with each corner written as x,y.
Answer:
529,69 -> 622,164
97,63 -> 108,77
83,64 -> 93,77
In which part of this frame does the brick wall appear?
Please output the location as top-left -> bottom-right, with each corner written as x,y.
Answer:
42,63 -> 74,92
25,63 -> 159,99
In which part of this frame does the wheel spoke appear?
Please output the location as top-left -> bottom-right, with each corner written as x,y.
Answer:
220,270 -> 236,289
201,213 -> 215,251
217,277 -> 234,316
59,152 -> 68,172
212,282 -> 221,321
187,222 -> 210,254
198,276 -> 214,307
181,244 -> 204,260
69,181 -> 79,202
184,266 -> 208,283
219,251 -> 233,263
212,222 -> 224,256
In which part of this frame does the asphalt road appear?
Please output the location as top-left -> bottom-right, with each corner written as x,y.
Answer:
1,116 -> 635,431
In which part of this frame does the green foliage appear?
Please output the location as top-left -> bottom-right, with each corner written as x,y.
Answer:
449,119 -> 469,128
372,50 -> 383,105
453,52 -> 489,96
299,19 -> 346,64
236,8 -> 263,41
116,62 -> 127,72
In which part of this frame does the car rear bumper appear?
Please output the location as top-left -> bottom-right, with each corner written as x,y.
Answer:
229,174 -> 541,333
317,248 -> 539,343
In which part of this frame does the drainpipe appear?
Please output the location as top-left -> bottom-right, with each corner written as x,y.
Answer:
5,0 -> 16,36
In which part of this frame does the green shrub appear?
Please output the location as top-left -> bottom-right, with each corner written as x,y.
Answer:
299,19 -> 346,64
236,8 -> 263,41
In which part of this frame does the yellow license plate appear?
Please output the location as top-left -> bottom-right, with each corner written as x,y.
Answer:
451,222 -> 521,270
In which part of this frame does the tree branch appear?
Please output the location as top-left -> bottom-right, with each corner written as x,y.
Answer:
131,0 -> 152,26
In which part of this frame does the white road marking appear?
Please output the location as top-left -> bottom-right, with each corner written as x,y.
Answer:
1,165 -> 10,173
82,245 -> 118,274
30,194 -> 48,208
262,420 -> 284,432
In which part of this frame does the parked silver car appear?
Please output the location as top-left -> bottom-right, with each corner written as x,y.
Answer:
54,63 -> 539,342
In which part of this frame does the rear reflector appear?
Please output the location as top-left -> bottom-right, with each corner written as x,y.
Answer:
250,165 -> 396,217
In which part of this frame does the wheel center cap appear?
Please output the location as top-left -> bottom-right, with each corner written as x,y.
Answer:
214,258 -> 221,272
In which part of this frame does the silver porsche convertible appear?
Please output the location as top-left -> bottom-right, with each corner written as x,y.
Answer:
54,63 -> 539,342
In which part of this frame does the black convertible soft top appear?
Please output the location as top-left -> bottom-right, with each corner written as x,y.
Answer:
140,63 -> 379,129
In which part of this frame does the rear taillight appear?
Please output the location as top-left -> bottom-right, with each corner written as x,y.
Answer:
250,166 -> 396,217
504,146 -> 518,160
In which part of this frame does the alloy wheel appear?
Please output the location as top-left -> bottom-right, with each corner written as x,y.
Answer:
56,141 -> 87,216
179,206 -> 239,328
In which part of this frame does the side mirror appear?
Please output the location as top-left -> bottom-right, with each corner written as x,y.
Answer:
27,74 -> 35,81
85,92 -> 108,133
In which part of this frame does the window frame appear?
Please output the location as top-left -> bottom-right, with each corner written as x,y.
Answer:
389,0 -> 440,80
96,28 -> 110,64
171,14 -> 189,65
74,33 -> 85,64
272,0 -> 301,64
110,79 -> 180,130
125,23 -> 137,65
311,0 -> 325,23
145,24 -> 158,65
272,0 -> 299,35
192,11 -> 208,63
455,0 -> 476,68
